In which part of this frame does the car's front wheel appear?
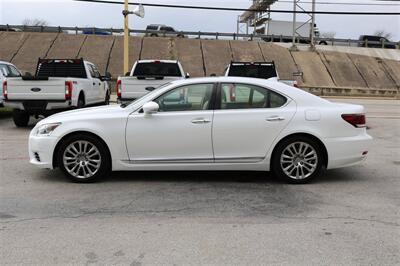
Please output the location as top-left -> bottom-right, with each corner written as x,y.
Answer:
57,134 -> 111,182
272,136 -> 324,184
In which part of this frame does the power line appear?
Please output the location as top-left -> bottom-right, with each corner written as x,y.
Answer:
73,0 -> 400,15
277,0 -> 400,6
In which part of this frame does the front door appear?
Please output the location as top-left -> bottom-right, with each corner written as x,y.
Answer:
126,83 -> 216,162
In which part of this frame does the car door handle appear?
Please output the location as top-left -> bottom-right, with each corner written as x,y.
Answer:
266,116 -> 285,121
191,118 -> 211,124
93,82 -> 95,85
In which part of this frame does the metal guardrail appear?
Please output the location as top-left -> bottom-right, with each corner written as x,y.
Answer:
1,24 -> 399,49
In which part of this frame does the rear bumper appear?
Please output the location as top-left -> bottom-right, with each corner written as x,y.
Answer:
4,100 -> 72,113
325,133 -> 373,169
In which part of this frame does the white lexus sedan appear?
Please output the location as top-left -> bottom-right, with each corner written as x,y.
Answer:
29,77 -> 372,183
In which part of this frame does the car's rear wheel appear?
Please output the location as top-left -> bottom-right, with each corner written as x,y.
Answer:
12,110 -> 30,127
57,134 -> 110,183
272,136 -> 324,184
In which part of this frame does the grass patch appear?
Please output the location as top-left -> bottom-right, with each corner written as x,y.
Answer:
0,106 -> 13,118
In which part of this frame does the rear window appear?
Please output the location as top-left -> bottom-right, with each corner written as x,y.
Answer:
133,62 -> 182,77
36,59 -> 87,78
146,25 -> 158,30
228,64 -> 277,79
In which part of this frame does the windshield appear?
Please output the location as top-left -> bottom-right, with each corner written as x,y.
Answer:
121,82 -> 172,108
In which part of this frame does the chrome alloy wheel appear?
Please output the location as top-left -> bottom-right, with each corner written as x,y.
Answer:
280,141 -> 318,180
62,140 -> 102,179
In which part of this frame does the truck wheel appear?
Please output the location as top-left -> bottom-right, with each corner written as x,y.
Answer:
12,110 -> 30,127
104,91 -> 110,105
77,95 -> 85,108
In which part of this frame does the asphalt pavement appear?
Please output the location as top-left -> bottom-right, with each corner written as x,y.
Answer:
0,98 -> 399,265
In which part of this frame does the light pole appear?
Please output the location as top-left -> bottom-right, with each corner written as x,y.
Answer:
122,1 -> 144,74
123,0 -> 129,74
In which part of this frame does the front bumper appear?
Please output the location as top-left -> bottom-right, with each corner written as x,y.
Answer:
29,133 -> 59,169
325,133 -> 373,169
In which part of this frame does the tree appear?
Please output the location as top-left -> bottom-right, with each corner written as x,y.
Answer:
22,18 -> 49,27
373,30 -> 392,40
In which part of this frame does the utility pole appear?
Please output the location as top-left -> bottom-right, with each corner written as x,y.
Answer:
123,0 -> 129,75
291,0 -> 298,50
310,0 -> 316,50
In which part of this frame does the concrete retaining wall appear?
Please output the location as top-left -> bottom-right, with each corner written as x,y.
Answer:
10,33 -> 58,74
1,32 -> 399,97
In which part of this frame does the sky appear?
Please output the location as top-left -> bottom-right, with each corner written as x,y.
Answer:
0,0 -> 399,40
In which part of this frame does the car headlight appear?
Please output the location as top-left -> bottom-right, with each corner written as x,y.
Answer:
36,123 -> 61,136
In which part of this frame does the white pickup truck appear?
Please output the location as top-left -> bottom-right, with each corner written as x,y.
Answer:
3,58 -> 111,127
0,61 -> 22,107
117,60 -> 188,102
224,61 -> 298,87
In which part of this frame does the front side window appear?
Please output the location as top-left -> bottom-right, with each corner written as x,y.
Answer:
0,64 -> 10,77
7,65 -> 21,77
220,83 -> 286,109
154,83 -> 214,112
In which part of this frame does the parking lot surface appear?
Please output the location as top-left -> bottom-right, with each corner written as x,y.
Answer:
0,98 -> 399,265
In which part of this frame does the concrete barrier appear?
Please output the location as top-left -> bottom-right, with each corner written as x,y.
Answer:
108,36 -> 142,77
382,59 -> 400,88
230,40 -> 264,62
258,42 -> 299,81
349,54 -> 396,89
291,51 -> 335,87
201,39 -> 232,76
319,51 -> 367,88
77,35 -> 115,74
11,33 -> 58,74
46,33 -> 86,59
0,32 -> 29,62
175,38 -> 204,77
141,37 -> 176,60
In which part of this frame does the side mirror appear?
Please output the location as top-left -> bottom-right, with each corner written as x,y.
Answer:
142,101 -> 159,115
125,71 -> 130,76
185,72 -> 190,78
145,86 -> 156,92
105,71 -> 112,78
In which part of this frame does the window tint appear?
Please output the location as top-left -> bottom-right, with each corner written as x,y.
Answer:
227,64 -> 277,79
220,83 -> 286,109
133,62 -> 182,77
146,25 -> 158,30
91,65 -> 101,78
155,83 -> 214,112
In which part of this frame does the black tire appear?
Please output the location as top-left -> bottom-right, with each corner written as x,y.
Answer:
57,134 -> 111,183
12,110 -> 30,127
77,94 -> 85,108
272,136 -> 324,184
150,33 -> 158,37
319,41 -> 328,45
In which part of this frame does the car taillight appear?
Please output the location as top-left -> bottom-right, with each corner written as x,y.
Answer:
116,80 -> 122,99
341,114 -> 366,128
2,80 -> 7,100
65,81 -> 73,100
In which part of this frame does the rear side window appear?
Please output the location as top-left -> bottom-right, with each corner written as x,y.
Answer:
133,62 -> 182,77
7,65 -> 21,77
220,83 -> 286,109
0,64 -> 10,77
227,64 -> 277,79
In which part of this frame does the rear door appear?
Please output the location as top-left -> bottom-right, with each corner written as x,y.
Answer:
212,83 -> 296,161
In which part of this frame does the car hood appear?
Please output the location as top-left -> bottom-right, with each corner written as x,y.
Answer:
37,105 -> 125,125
